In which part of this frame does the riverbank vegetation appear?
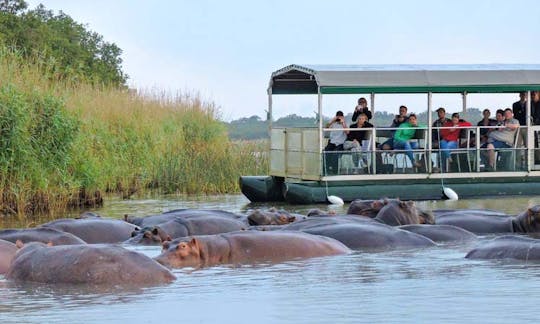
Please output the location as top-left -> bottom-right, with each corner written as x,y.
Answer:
0,1 -> 267,216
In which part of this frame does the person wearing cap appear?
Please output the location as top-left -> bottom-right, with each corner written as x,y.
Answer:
432,107 -> 451,149
324,110 -> 348,175
439,112 -> 472,171
352,97 -> 372,122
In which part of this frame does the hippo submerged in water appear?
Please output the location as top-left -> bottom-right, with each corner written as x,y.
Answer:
435,205 -> 540,234
465,235 -> 540,261
6,242 -> 175,285
41,218 -> 139,244
0,227 -> 86,245
127,214 -> 247,245
125,209 -> 245,228
154,231 -> 350,268
0,239 -> 17,274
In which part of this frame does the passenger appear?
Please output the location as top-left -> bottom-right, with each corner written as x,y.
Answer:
481,108 -> 519,171
393,113 -> 423,168
512,92 -> 528,167
439,112 -> 472,171
380,105 -> 409,150
477,109 -> 497,144
324,110 -> 348,175
432,107 -> 451,149
344,113 -> 374,151
531,91 -> 540,163
352,97 -> 372,122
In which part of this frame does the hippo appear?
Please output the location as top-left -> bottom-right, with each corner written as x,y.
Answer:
154,231 -> 350,268
465,235 -> 540,261
0,239 -> 17,274
433,208 -> 508,218
247,208 -> 297,226
281,214 -> 374,231
6,242 -> 175,285
76,211 -> 102,219
131,215 -> 247,243
435,205 -> 540,234
124,227 -> 171,245
0,227 -> 86,245
301,222 -> 436,250
399,224 -> 477,243
347,199 -> 381,217
41,218 -> 139,243
374,200 -> 435,226
125,209 -> 246,227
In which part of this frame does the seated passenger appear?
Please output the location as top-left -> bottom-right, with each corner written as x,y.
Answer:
481,108 -> 519,170
352,97 -> 372,122
324,110 -> 348,175
393,113 -> 424,168
343,113 -> 374,151
439,112 -> 472,171
477,109 -> 497,144
432,107 -> 451,149
380,105 -> 409,150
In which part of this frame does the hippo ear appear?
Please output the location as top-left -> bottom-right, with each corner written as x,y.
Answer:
152,228 -> 159,235
46,241 -> 53,247
288,216 -> 296,222
406,201 -> 415,207
143,231 -> 152,238
15,240 -> 24,249
189,238 -> 200,249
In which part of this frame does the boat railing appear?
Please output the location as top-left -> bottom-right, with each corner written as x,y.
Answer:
320,124 -> 539,177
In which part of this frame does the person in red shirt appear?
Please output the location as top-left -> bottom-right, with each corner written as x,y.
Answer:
439,112 -> 472,171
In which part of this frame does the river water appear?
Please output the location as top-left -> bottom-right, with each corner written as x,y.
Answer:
2,194 -> 540,323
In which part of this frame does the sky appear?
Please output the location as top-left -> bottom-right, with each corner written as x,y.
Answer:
25,0 -> 540,121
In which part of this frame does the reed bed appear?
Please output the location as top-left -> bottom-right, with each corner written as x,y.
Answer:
0,48 -> 267,216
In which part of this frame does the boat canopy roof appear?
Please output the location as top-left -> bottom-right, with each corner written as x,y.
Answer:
270,64 -> 540,95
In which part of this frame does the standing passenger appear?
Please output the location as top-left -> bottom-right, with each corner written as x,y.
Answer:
352,97 -> 372,122
531,91 -> 540,163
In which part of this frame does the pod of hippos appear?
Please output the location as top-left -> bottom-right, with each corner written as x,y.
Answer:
2,200 -> 540,286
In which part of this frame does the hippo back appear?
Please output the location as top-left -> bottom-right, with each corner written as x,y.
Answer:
435,213 -> 512,234
7,243 -> 175,285
0,228 -> 86,245
302,222 -> 435,250
42,218 -> 138,243
465,235 -> 540,260
399,224 -> 477,243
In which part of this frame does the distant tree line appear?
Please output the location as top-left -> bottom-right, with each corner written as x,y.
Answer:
0,0 -> 127,86
226,109 -> 484,140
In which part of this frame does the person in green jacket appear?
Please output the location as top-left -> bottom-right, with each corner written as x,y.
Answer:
393,114 -> 423,168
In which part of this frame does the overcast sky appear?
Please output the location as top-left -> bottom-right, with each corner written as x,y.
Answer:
27,0 -> 540,121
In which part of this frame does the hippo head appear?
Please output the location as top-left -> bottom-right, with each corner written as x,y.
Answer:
127,227 -> 171,245
248,209 -> 295,226
155,238 -> 202,268
347,199 -> 376,216
418,209 -> 435,225
525,205 -> 540,232
375,199 -> 421,226
247,209 -> 270,226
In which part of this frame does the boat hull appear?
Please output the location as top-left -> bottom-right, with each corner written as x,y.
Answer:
240,175 -> 540,204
